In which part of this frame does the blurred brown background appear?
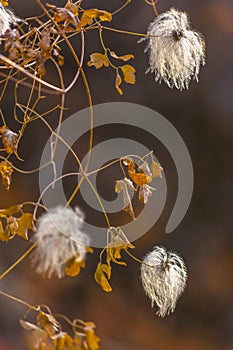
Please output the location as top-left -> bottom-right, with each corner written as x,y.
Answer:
0,0 -> 233,349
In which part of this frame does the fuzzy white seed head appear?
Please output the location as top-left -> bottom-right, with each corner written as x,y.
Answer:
141,246 -> 187,317
140,8 -> 205,90
31,206 -> 91,278
0,4 -> 20,37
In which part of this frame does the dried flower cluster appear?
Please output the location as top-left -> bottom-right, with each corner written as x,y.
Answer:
0,4 -> 20,37
141,246 -> 187,317
31,206 -> 90,278
141,8 -> 205,90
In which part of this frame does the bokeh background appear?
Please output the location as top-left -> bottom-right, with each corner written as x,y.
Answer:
0,0 -> 233,349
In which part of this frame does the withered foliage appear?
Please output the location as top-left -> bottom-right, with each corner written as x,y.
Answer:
0,0 -> 194,348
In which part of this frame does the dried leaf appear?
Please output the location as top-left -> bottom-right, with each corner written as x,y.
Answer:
0,160 -> 13,190
37,312 -> 60,338
87,53 -> 109,69
16,213 -> 35,239
123,158 -> 135,171
65,257 -> 85,277
0,0 -> 8,6
20,320 -> 40,332
115,178 -> 136,219
138,184 -> 155,204
0,221 -> 9,241
20,320 -> 51,350
4,29 -> 22,62
80,9 -> 112,27
94,263 -> 112,292
52,332 -> 73,350
106,227 -> 134,266
138,161 -> 152,177
151,160 -> 163,178
85,325 -> 100,350
115,72 -> 123,95
65,1 -> 78,16
110,51 -> 134,61
2,212 -> 35,241
106,247 -> 126,266
121,64 -> 136,84
0,126 -> 18,155
48,5 -> 78,27
0,204 -> 21,218
53,49 -> 65,66
128,170 -> 152,186
39,30 -> 51,59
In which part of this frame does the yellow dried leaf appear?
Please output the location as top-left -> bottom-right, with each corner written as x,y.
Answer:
0,221 -> 9,241
0,205 -> 21,218
85,329 -> 100,350
106,227 -> 135,266
115,72 -> 123,95
16,213 -> 35,240
151,160 -> 163,178
122,158 -> 135,171
121,64 -> 136,84
87,52 -> 109,69
52,332 -> 73,350
0,0 -> 8,6
94,263 -> 112,292
86,246 -> 94,253
0,160 -> 13,190
80,9 -> 112,27
106,247 -> 126,266
65,257 -> 85,277
110,51 -> 134,61
128,170 -> 152,186
37,312 -> 59,338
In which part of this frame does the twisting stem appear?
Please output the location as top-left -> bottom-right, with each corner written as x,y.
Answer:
144,0 -> 159,16
34,0 -> 93,175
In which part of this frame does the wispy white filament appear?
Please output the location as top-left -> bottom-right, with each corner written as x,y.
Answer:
0,4 -> 20,37
141,246 -> 187,317
140,8 -> 205,90
31,206 -> 90,278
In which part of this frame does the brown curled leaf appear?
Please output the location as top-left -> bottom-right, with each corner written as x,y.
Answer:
0,125 -> 18,155
0,160 -> 13,190
80,9 -> 112,28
